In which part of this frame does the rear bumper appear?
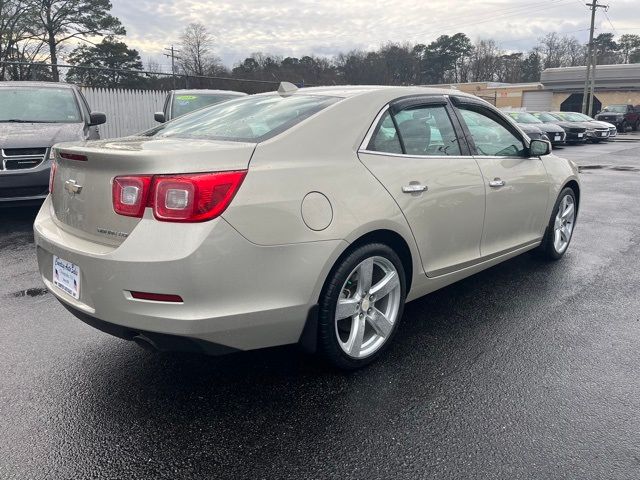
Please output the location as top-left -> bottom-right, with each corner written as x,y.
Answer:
0,159 -> 50,203
34,196 -> 346,352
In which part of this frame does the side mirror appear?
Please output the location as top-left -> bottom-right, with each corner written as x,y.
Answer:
530,139 -> 551,157
88,112 -> 106,126
154,112 -> 166,123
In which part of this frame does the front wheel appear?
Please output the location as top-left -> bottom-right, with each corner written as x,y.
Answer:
538,188 -> 577,260
317,243 -> 406,369
619,121 -> 628,133
633,120 -> 640,132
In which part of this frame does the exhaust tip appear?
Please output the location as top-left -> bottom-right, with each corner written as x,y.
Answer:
132,335 -> 159,352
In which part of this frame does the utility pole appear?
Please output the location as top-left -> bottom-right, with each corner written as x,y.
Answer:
164,46 -> 180,89
588,44 -> 598,116
581,0 -> 608,114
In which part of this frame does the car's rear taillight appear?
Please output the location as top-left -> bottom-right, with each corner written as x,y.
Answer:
152,171 -> 247,222
49,161 -> 57,194
112,171 -> 246,222
113,176 -> 152,217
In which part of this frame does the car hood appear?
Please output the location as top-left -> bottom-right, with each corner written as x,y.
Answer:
590,120 -> 615,129
0,122 -> 85,149
535,123 -> 564,134
518,124 -> 543,134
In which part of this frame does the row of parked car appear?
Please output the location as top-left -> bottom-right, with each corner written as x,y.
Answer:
503,107 -> 637,146
0,80 -> 634,205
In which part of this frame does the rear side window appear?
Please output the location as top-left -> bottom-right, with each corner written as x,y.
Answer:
368,104 -> 461,156
145,94 -> 340,142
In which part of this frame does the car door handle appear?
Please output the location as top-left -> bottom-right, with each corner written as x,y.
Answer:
402,184 -> 428,193
488,178 -> 506,188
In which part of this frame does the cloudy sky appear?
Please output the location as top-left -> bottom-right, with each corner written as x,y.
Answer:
110,0 -> 640,71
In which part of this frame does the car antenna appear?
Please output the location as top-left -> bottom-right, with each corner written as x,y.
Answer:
278,82 -> 298,97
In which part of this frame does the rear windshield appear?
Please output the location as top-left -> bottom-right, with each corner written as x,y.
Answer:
0,87 -> 81,123
146,94 -> 340,142
171,93 -> 242,118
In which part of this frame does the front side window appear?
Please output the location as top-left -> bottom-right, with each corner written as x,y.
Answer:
145,94 -> 339,142
0,87 -> 81,123
459,107 -> 525,157
368,104 -> 461,156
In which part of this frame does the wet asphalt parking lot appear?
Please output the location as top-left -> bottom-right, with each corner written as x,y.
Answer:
1,137 -> 640,479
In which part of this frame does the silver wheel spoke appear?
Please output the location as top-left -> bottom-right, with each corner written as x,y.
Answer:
335,297 -> 359,320
345,316 -> 366,356
367,308 -> 393,338
561,203 -> 574,219
357,258 -> 374,294
370,271 -> 399,299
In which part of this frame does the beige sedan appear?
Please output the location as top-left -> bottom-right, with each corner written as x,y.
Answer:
34,84 -> 580,369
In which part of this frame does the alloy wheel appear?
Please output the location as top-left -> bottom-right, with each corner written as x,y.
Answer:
334,256 -> 402,359
553,194 -> 576,254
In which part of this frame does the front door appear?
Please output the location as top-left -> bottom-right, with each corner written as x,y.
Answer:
358,96 -> 485,277
452,100 -> 550,257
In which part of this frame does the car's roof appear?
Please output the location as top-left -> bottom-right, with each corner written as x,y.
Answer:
172,89 -> 247,96
0,81 -> 76,89
260,84 -> 477,100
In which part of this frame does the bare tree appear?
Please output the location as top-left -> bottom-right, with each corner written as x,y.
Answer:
178,22 -> 224,77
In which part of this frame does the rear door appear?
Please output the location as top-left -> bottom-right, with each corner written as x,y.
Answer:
358,96 -> 486,277
451,97 -> 549,257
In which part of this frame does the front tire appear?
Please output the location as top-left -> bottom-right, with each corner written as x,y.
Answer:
317,243 -> 406,370
538,187 -> 577,260
633,120 -> 640,132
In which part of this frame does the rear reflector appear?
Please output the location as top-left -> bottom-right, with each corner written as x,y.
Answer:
59,152 -> 88,161
130,291 -> 183,303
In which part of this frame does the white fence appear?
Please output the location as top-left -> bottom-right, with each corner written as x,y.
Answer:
80,87 -> 167,139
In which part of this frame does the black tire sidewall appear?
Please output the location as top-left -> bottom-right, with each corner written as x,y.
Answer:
317,243 -> 406,370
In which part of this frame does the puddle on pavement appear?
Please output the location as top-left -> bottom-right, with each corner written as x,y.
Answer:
10,287 -> 49,298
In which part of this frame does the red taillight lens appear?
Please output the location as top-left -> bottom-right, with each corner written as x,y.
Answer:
112,171 -> 246,222
112,176 -> 152,217
49,161 -> 57,194
152,171 -> 247,222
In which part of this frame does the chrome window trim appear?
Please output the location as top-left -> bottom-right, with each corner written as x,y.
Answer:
359,104 -> 390,152
358,101 -> 471,159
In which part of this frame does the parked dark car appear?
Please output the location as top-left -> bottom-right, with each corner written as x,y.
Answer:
154,89 -> 247,123
530,111 -> 587,144
569,112 -> 617,140
595,104 -> 640,132
0,82 -> 106,204
551,112 -> 610,143
505,111 -> 567,146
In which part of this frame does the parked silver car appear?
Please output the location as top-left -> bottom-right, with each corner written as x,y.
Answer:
154,89 -> 247,123
35,84 -> 580,369
0,82 -> 105,203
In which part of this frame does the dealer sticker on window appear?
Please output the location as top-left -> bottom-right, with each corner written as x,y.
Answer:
53,256 -> 80,299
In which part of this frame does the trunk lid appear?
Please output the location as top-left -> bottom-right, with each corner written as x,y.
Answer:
51,136 -> 255,246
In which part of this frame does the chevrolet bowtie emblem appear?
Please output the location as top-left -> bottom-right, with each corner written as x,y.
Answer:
64,179 -> 83,195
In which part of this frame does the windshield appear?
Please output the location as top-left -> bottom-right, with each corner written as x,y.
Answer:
556,112 -> 586,122
0,87 -> 81,123
602,105 -> 626,113
532,112 -> 560,122
171,93 -> 243,118
572,113 -> 593,121
507,112 -> 542,124
146,94 -> 340,142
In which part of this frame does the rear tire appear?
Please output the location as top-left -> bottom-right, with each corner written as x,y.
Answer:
317,243 -> 406,370
633,120 -> 640,132
538,187 -> 577,260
